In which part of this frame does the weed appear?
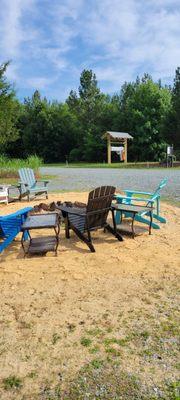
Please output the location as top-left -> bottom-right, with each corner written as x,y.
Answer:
67,323 -> 76,332
20,320 -> 32,329
0,155 -> 42,178
104,337 -> 128,346
63,362 -> 146,399
52,333 -> 61,345
86,328 -> 103,337
91,359 -> 104,369
106,326 -> 113,333
3,375 -> 22,390
105,347 -> 121,356
80,337 -> 92,347
89,345 -> 100,354
140,330 -> 150,340
164,381 -> 180,400
40,383 -> 61,399
160,320 -> 179,336
27,370 -> 37,379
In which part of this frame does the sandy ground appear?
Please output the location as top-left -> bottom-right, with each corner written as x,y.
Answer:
0,193 -> 179,399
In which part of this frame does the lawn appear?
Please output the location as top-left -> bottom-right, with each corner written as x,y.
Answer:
43,161 -> 180,169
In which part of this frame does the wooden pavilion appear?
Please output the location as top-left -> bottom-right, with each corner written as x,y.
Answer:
102,131 -> 133,164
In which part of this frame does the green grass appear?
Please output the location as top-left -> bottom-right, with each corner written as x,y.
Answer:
27,370 -> 38,379
44,161 -> 180,169
0,177 -> 17,184
0,155 -> 42,178
52,333 -> 61,345
86,327 -> 103,337
62,361 -> 180,399
3,375 -> 23,390
0,174 -> 54,186
89,345 -> 100,354
80,337 -> 92,347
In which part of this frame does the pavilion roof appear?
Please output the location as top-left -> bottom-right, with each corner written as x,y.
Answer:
103,131 -> 133,140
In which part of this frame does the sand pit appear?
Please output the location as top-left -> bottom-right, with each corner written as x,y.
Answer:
0,193 -> 179,399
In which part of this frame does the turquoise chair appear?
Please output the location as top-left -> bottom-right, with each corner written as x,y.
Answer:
115,178 -> 168,229
18,168 -> 49,201
0,207 -> 32,253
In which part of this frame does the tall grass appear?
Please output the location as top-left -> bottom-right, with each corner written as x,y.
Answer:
0,155 -> 43,178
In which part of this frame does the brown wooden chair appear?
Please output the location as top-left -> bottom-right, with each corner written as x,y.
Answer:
59,186 -> 123,252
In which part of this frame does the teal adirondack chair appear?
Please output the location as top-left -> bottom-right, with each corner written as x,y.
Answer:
18,168 -> 49,201
115,178 -> 168,229
0,207 -> 32,253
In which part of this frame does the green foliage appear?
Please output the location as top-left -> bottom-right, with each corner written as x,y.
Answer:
69,148 -> 82,162
67,69 -> 108,162
17,92 -> 79,162
80,337 -> 92,347
164,67 -> 180,157
116,75 -> 171,161
52,333 -> 61,345
0,155 -> 42,178
0,62 -> 20,150
1,62 -> 180,163
3,375 -> 22,390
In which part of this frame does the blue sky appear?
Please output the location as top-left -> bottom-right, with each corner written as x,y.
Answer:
0,0 -> 180,101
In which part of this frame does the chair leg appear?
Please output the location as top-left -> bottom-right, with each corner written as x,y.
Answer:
65,216 -> 70,239
72,226 -> 95,252
87,229 -> 95,252
152,213 -> 167,223
106,224 -> 123,241
106,209 -> 123,241
135,214 -> 160,229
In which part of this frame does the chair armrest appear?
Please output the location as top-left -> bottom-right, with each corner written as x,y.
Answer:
115,195 -> 154,203
36,180 -> 49,186
0,207 -> 32,220
18,181 -> 29,187
66,210 -> 86,217
123,190 -> 153,196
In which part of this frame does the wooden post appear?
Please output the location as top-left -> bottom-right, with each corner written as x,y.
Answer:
107,135 -> 111,164
124,139 -> 127,163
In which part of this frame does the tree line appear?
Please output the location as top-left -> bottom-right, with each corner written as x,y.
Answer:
0,62 -> 179,163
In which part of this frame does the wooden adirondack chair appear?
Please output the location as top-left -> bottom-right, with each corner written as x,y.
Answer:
18,168 -> 49,201
115,178 -> 168,229
0,207 -> 32,253
58,186 -> 123,252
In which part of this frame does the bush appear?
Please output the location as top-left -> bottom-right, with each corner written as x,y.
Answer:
69,148 -> 82,162
0,155 -> 43,178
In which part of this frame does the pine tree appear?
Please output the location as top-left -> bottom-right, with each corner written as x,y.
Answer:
0,61 -> 20,149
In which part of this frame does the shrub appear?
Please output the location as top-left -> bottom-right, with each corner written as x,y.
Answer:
0,155 -> 42,178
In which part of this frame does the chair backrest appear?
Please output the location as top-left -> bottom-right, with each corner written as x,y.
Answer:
150,178 -> 168,201
86,186 -> 116,230
156,178 -> 168,192
19,168 -> 36,191
145,178 -> 168,207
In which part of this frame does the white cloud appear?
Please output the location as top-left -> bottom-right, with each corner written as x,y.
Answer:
25,76 -> 56,89
82,0 -> 180,88
0,0 -> 179,99
0,0 -> 35,58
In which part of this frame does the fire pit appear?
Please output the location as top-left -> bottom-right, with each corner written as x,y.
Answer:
28,201 -> 86,216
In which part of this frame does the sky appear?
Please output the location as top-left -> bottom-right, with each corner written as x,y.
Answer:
0,0 -> 180,101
